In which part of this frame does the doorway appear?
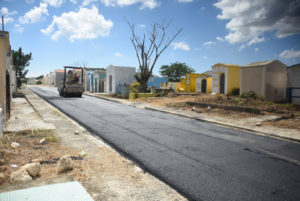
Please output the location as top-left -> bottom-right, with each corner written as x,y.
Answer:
6,71 -> 10,118
220,73 -> 225,94
201,79 -> 207,93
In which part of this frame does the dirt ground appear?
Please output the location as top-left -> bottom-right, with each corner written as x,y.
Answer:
132,93 -> 300,130
0,129 -> 185,201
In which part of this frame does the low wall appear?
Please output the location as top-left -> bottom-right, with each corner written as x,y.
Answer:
129,92 -> 157,99
0,108 -> 3,137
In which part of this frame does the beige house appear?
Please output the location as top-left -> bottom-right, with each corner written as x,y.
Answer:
0,30 -> 14,136
240,60 -> 287,102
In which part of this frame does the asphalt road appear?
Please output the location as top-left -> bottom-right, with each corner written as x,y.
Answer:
30,86 -> 300,201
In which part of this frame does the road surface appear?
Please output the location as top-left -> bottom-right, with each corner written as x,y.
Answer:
30,86 -> 300,201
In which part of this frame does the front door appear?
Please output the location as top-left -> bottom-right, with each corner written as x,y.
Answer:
220,73 -> 225,94
201,79 -> 207,93
6,71 -> 10,118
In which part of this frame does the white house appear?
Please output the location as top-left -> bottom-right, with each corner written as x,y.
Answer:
106,65 -> 136,94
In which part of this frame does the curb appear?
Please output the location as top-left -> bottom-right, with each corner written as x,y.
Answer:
144,107 -> 300,144
83,93 -> 125,104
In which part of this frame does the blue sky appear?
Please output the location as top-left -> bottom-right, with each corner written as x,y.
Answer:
1,0 -> 300,77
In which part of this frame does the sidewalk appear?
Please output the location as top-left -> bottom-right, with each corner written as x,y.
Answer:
84,92 -> 300,143
20,87 -> 186,201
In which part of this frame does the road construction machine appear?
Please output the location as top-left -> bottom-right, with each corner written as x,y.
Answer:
58,66 -> 84,97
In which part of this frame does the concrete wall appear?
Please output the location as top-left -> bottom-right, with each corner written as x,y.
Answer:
240,67 -> 264,97
55,71 -> 64,87
241,60 -> 287,102
106,65 -> 136,94
265,61 -> 287,102
227,67 -> 240,94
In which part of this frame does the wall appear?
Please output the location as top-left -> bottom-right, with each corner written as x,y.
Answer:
265,61 -> 287,102
147,77 -> 168,88
287,65 -> 300,104
106,65 -> 136,94
196,76 -> 212,93
227,67 -> 240,94
212,66 -> 227,94
240,67 -> 264,97
55,71 -> 64,86
184,73 -> 202,92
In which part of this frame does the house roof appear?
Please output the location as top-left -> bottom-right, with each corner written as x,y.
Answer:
245,60 -> 276,67
212,63 -> 240,68
84,67 -> 105,71
288,63 -> 300,69
55,69 -> 64,72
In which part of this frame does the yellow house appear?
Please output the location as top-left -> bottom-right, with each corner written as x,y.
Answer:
212,63 -> 240,95
196,71 -> 212,93
180,73 -> 203,92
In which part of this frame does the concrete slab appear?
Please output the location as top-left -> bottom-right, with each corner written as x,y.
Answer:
0,181 -> 94,201
3,98 -> 55,132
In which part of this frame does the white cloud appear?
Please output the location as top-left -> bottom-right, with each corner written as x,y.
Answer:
41,6 -> 113,42
70,0 -> 77,3
42,0 -> 64,7
238,36 -> 265,51
19,3 -> 48,24
216,36 -> 224,42
114,52 -> 123,57
178,0 -> 193,2
279,49 -> 300,59
214,0 -> 300,47
0,7 -> 18,24
255,48 -> 259,52
171,41 -> 190,51
14,24 -> 24,33
203,41 -> 216,47
139,24 -> 146,28
82,0 -> 160,9
203,56 -> 208,59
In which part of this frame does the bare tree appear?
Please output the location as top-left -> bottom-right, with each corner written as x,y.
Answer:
127,20 -> 182,92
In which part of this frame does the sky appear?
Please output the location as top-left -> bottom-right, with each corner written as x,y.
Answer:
1,0 -> 300,77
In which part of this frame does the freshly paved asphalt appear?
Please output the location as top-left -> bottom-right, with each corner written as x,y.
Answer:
31,86 -> 300,201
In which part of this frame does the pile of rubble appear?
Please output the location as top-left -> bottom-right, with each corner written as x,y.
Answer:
10,155 -> 73,184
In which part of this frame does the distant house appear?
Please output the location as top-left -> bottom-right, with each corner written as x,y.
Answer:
106,65 -> 136,94
147,76 -> 168,89
212,63 -> 241,95
27,77 -> 36,85
287,63 -> 300,104
240,60 -> 287,102
196,71 -> 212,94
181,73 -> 211,93
54,69 -> 64,87
83,67 -> 105,92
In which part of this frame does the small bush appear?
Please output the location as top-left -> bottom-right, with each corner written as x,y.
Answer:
36,80 -> 42,85
230,88 -> 240,96
240,91 -> 256,99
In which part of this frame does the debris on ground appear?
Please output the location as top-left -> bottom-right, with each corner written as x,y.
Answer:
11,142 -> 20,149
57,155 -> 73,173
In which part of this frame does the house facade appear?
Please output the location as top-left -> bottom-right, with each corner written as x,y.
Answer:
83,67 -> 105,92
240,60 -> 287,102
0,30 -> 15,136
196,71 -> 212,94
212,63 -> 240,95
106,65 -> 136,94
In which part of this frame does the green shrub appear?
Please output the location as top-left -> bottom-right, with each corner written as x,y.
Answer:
36,80 -> 42,85
240,91 -> 256,99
